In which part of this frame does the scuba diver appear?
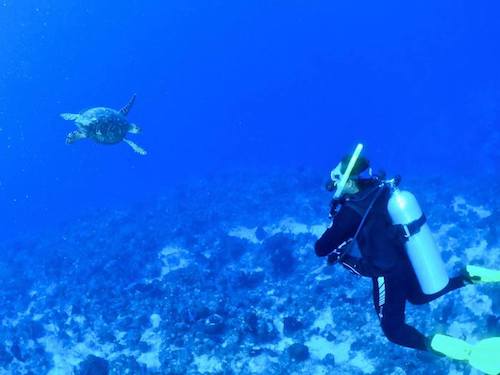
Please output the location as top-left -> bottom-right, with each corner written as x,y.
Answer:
315,144 -> 500,375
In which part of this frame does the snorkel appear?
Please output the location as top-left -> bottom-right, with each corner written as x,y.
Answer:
333,143 -> 364,199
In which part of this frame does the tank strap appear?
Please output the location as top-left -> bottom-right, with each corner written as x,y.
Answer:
394,214 -> 427,241
334,185 -> 385,261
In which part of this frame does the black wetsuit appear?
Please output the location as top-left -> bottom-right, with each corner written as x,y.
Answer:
315,183 -> 468,351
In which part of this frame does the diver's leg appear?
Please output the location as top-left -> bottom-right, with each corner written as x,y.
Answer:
408,265 -> 500,306
407,270 -> 467,305
372,273 -> 428,350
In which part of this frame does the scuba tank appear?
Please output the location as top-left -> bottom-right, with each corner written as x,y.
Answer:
386,181 -> 449,294
326,143 -> 448,294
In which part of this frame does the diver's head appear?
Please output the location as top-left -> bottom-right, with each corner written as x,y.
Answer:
326,155 -> 370,196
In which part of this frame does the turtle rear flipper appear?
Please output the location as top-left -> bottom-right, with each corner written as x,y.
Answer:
123,138 -> 147,155
120,94 -> 136,116
61,113 -> 80,121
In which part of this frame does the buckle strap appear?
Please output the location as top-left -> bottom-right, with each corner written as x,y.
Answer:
396,214 -> 427,241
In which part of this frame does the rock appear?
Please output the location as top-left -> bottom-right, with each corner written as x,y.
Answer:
160,347 -> 194,374
255,320 -> 278,343
287,343 -> 309,362
130,281 -> 164,299
262,234 -> 297,277
322,353 -> 335,366
30,321 -> 45,339
77,355 -> 109,375
10,342 -> 25,362
124,328 -> 142,346
237,270 -> 265,288
222,235 -> 249,260
245,312 -> 279,342
486,314 -> 500,335
0,344 -> 13,365
249,346 -> 264,357
109,355 -> 145,375
255,226 -> 267,241
193,305 -> 211,321
245,312 -> 259,333
283,316 -> 303,336
204,314 -> 225,335
17,319 -> 45,340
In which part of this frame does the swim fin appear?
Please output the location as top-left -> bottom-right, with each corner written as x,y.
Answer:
430,334 -> 500,375
466,265 -> 500,284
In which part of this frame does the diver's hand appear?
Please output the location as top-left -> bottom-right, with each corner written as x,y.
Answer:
326,239 -> 353,265
327,249 -> 343,265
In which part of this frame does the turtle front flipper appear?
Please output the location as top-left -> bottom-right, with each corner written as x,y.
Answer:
123,138 -> 147,155
61,113 -> 80,121
66,130 -> 87,144
119,94 -> 136,116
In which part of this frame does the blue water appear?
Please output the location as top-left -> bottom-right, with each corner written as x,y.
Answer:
1,0 -> 499,240
0,1 -> 499,373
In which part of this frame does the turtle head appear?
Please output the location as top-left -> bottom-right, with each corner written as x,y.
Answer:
128,123 -> 141,134
66,130 -> 86,144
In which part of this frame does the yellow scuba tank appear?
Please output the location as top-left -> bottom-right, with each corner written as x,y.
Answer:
387,185 -> 449,294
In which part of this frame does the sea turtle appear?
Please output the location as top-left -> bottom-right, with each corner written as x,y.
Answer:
61,94 -> 147,155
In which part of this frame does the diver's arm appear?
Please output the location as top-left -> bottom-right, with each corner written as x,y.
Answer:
314,207 -> 360,257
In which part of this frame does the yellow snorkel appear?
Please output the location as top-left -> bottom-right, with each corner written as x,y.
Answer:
333,143 -> 364,199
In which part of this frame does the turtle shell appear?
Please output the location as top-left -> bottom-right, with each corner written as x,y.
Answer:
77,107 -> 129,144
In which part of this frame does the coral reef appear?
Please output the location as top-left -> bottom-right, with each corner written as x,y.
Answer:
0,170 -> 497,374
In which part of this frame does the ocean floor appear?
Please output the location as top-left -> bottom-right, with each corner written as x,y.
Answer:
0,170 -> 498,374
